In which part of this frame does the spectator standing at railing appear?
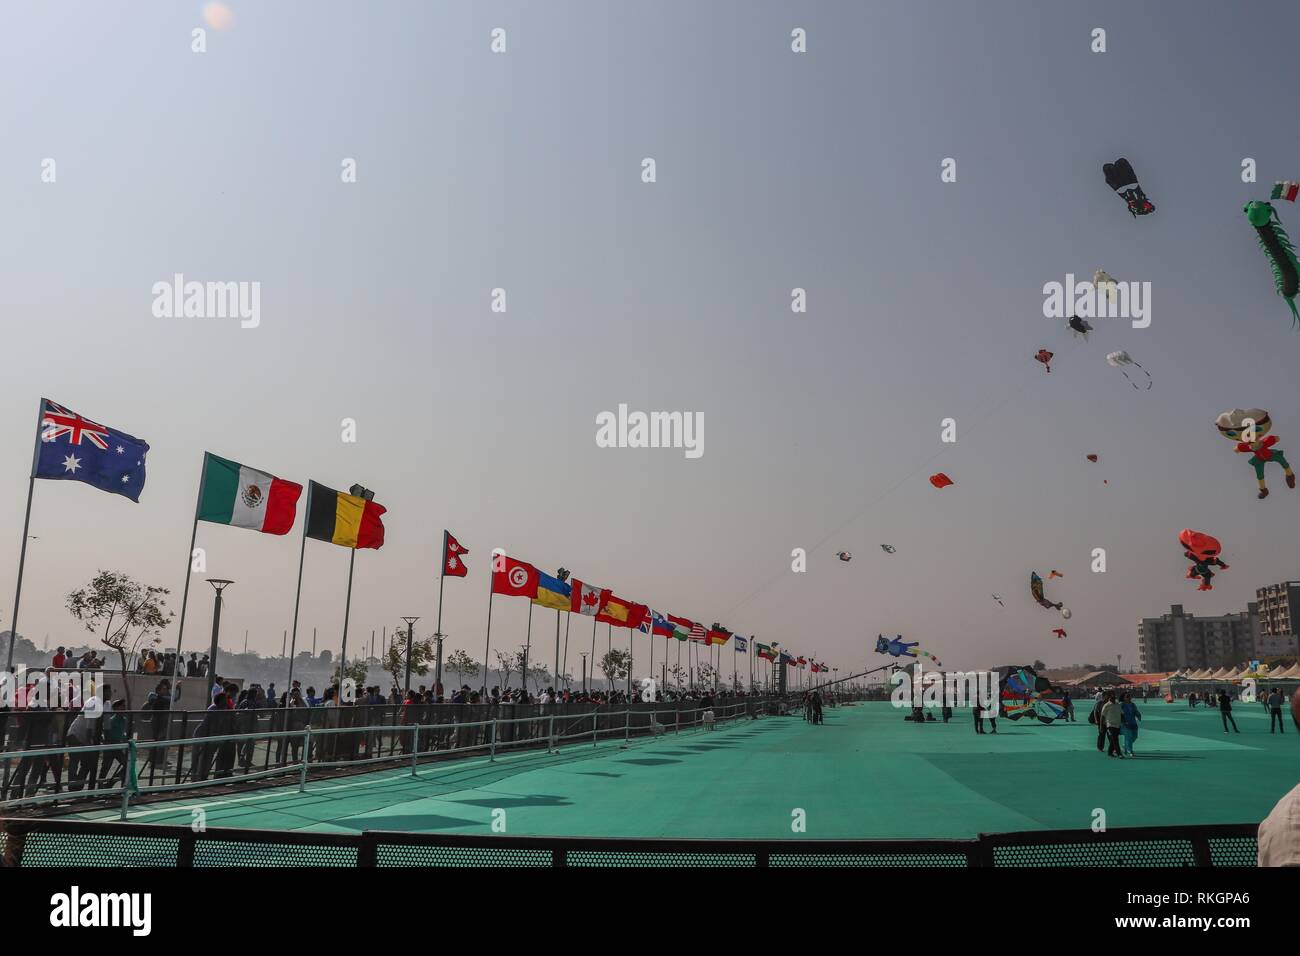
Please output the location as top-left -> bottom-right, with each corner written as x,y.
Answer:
276,688 -> 308,765
235,690 -> 257,769
98,700 -> 129,787
66,705 -> 100,791
52,646 -> 67,669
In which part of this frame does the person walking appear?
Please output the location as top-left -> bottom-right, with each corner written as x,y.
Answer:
1090,694 -> 1107,751
972,701 -> 984,734
1120,693 -> 1142,756
1063,691 -> 1075,722
1218,690 -> 1240,733
1268,687 -> 1286,734
1100,692 -> 1124,757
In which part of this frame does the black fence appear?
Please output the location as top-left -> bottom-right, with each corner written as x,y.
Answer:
0,818 -> 1259,868
0,696 -> 788,807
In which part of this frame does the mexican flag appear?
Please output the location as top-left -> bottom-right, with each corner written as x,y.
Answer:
1272,181 -> 1299,202
197,452 -> 302,535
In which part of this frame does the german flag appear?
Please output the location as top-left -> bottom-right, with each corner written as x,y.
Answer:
305,481 -> 386,549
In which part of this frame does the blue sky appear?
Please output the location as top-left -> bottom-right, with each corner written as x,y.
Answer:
3,0 -> 1299,677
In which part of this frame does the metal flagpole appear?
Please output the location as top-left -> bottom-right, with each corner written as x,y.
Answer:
482,565 -> 496,696
562,613 -> 570,689
589,616 -> 598,691
172,453 -> 209,665
554,610 -> 561,693
433,531 -> 448,698
338,549 -> 357,697
522,600 -> 533,698
283,485 -> 312,698
627,624 -> 633,699
5,400 -> 47,671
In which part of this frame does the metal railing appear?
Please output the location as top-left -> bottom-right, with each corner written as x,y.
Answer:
0,818 -> 1260,868
0,698 -> 770,814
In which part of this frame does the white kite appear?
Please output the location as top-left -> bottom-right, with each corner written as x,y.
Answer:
1105,350 -> 1151,390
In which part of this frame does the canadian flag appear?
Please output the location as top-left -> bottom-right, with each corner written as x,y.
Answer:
571,580 -> 609,616
442,531 -> 469,578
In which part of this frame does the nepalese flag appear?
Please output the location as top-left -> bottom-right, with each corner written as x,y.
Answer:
797,656 -> 807,668
35,399 -> 150,502
1272,181 -> 1299,202
734,635 -> 748,653
571,580 -> 609,616
442,531 -> 469,578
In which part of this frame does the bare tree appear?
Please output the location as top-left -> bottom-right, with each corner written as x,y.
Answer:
66,570 -> 173,710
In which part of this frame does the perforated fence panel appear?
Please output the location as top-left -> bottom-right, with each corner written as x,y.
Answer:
375,843 -> 552,867
566,849 -> 756,867
17,830 -> 180,867
992,838 -> 1196,868
770,851 -> 970,867
1208,835 -> 1258,867
193,838 -> 357,867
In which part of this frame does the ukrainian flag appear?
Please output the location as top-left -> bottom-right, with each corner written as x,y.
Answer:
533,572 -> 572,611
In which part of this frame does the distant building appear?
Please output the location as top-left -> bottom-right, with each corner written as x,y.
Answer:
1138,603 -> 1263,672
1256,581 -> 1300,636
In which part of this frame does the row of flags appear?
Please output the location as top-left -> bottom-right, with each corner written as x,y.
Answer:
24,398 -> 833,675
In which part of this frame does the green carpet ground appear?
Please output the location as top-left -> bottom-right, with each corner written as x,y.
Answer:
57,701 -> 1300,839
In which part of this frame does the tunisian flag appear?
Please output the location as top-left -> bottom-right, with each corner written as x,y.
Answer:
441,531 -> 469,578
491,554 -> 539,598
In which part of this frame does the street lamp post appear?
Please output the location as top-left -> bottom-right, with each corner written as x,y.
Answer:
400,617 -> 420,696
206,579 -> 234,701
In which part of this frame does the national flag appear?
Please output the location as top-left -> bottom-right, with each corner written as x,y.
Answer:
735,636 -> 748,653
688,622 -> 707,643
1272,181 -> 1299,202
667,615 -> 694,641
597,594 -> 639,628
442,531 -> 469,578
305,481 -> 386,549
705,625 -> 732,646
755,642 -> 775,661
624,602 -> 649,632
640,611 -> 674,637
196,452 -> 302,535
797,656 -> 807,668
571,580 -> 609,616
492,554 -> 539,598
35,399 -> 150,502
533,572 -> 572,611
779,651 -> 796,665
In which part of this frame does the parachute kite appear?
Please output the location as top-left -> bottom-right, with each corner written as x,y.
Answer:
929,472 -> 954,489
836,551 -> 852,562
1093,269 -> 1118,303
998,665 -> 1067,724
1068,316 -> 1093,339
1179,529 -> 1228,592
1103,157 -> 1154,218
1244,200 -> 1300,326
1030,571 -> 1070,619
875,634 -> 942,667
1106,350 -> 1151,390
1035,349 -> 1054,373
880,544 -> 896,554
1215,407 -> 1296,499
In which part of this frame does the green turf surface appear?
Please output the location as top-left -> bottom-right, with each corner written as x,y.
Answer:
58,701 -> 1299,839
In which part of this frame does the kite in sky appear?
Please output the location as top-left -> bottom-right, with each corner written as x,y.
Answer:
1035,349 -> 1054,373
1106,350 -> 1151,390
998,666 -> 1066,724
880,544 -> 896,554
1103,157 -> 1154,218
875,635 -> 942,667
1052,628 -> 1067,639
1048,570 -> 1064,580
1030,571 -> 1070,619
1244,199 -> 1300,325
1093,269 -> 1118,303
1068,316 -> 1093,339
1179,529 -> 1229,591
991,594 -> 1004,607
836,551 -> 852,562
1086,453 -> 1098,462
929,473 -> 954,489
1215,407 -> 1296,499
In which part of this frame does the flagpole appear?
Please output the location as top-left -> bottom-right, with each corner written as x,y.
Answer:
337,549 -> 357,697
171,454 -> 209,668
5,400 -> 46,671
589,616 -> 597,693
433,531 -> 447,698
627,624 -> 633,700
522,600 -> 533,698
562,613 -> 570,690
283,486 -> 312,700
554,609 -> 561,695
482,573 -> 495,697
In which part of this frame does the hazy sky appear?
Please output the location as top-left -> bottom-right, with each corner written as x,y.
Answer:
3,0 -> 1300,679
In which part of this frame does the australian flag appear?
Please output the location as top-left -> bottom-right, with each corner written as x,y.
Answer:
34,399 -> 150,502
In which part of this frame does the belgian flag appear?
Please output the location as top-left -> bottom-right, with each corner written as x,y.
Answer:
305,480 -> 386,549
